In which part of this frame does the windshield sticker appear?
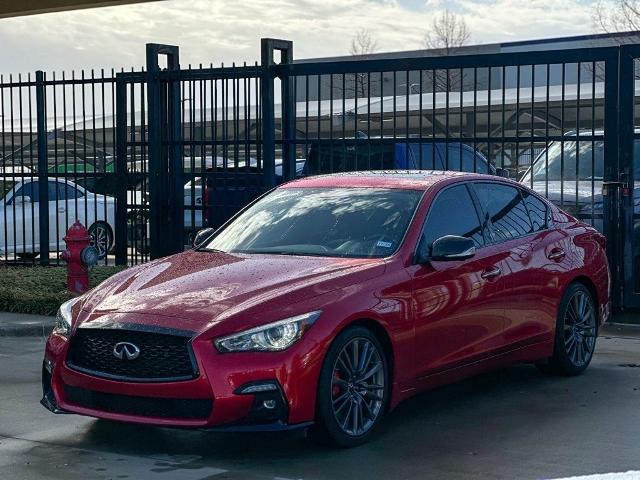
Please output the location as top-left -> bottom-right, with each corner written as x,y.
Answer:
376,240 -> 393,248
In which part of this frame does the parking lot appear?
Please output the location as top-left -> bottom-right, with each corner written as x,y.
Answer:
1,327 -> 639,480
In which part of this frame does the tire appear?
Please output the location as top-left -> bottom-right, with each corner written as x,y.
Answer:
311,325 -> 389,448
88,222 -> 114,260
537,282 -> 598,376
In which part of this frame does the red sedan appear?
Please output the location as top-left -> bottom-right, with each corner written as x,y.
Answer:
42,171 -> 610,447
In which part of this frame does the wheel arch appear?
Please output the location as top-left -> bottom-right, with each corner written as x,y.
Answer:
568,275 -> 599,308
337,317 -> 396,409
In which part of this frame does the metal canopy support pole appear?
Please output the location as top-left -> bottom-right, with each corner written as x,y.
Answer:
146,43 -> 180,259
35,70 -> 49,266
114,76 -> 128,265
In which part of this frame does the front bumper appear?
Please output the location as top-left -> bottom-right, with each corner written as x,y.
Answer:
42,329 -> 324,431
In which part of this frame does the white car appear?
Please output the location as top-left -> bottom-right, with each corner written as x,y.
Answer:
0,177 -> 115,259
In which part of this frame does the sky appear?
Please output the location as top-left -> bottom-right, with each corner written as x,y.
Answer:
0,0 -> 606,76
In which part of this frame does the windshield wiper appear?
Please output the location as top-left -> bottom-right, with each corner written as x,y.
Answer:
197,247 -> 226,253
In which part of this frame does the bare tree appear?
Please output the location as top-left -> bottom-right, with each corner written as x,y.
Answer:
350,28 -> 379,57
423,10 -> 470,55
423,10 -> 471,92
348,29 -> 379,98
591,1 -> 640,81
593,0 -> 640,33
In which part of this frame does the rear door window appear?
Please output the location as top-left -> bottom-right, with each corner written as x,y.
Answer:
11,181 -> 39,203
522,190 -> 548,232
473,183 -> 533,242
56,182 -> 83,200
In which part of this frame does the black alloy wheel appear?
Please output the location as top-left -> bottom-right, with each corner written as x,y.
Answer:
312,326 -> 389,447
538,282 -> 598,376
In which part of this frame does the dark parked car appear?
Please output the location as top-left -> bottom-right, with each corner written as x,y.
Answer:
43,171 -> 610,447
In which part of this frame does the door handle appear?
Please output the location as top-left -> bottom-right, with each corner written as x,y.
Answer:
548,248 -> 566,261
481,266 -> 502,280
57,207 -> 66,213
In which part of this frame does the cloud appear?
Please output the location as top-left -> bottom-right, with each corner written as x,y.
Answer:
0,0 -> 598,76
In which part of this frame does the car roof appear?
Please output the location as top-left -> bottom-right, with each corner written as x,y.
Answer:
281,170 -> 498,191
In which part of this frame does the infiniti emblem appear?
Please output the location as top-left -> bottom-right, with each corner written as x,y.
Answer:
113,342 -> 141,360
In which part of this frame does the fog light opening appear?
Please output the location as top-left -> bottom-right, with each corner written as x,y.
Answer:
262,399 -> 277,410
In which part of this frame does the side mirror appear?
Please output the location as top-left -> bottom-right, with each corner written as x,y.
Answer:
13,195 -> 32,205
495,168 -> 510,178
193,227 -> 215,248
430,235 -> 476,261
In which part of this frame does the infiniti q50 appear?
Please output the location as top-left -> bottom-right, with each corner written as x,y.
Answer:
42,171 -> 610,447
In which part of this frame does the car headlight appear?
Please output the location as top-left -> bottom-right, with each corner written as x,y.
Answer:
214,311 -> 321,353
54,297 -> 82,337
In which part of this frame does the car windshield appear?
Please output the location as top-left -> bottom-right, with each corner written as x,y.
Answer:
204,187 -> 423,258
522,141 -> 605,183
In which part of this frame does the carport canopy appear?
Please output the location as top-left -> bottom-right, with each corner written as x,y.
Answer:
0,0 -> 161,18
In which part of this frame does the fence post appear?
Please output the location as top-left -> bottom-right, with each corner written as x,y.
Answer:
261,39 -> 294,187
261,39 -> 276,189
35,71 -> 49,266
114,76 -> 128,265
146,43 -> 180,259
617,45 -> 637,309
603,48 -> 622,308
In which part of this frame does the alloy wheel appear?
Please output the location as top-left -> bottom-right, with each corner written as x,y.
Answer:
89,224 -> 110,259
330,337 -> 385,437
563,290 -> 597,367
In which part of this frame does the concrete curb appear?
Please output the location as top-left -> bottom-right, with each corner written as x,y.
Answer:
0,312 -> 54,338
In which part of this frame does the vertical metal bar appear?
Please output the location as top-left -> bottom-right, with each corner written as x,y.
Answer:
35,71 -> 49,265
545,63 -> 550,196
279,43 -> 295,181
487,66 -> 491,174
114,77 -> 128,265
612,47 -> 628,308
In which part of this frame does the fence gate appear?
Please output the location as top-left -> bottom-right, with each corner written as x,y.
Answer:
114,41 -> 296,264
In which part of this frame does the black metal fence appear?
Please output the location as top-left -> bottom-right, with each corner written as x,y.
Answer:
1,39 -> 639,309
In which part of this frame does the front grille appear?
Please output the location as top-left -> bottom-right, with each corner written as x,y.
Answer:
66,328 -> 197,382
64,385 -> 212,420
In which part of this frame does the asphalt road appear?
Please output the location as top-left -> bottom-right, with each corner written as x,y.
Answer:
1,332 -> 640,480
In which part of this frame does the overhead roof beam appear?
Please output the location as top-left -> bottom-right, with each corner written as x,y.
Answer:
0,0 -> 162,19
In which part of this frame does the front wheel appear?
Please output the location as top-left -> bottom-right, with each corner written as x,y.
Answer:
311,326 -> 389,448
538,282 -> 598,376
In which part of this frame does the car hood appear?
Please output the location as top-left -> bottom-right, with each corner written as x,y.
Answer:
77,250 -> 385,335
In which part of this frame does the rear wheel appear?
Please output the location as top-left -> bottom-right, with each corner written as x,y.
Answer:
311,326 -> 389,448
88,222 -> 114,260
538,283 -> 598,376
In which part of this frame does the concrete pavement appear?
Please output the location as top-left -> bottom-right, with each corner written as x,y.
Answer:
1,334 -> 640,479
